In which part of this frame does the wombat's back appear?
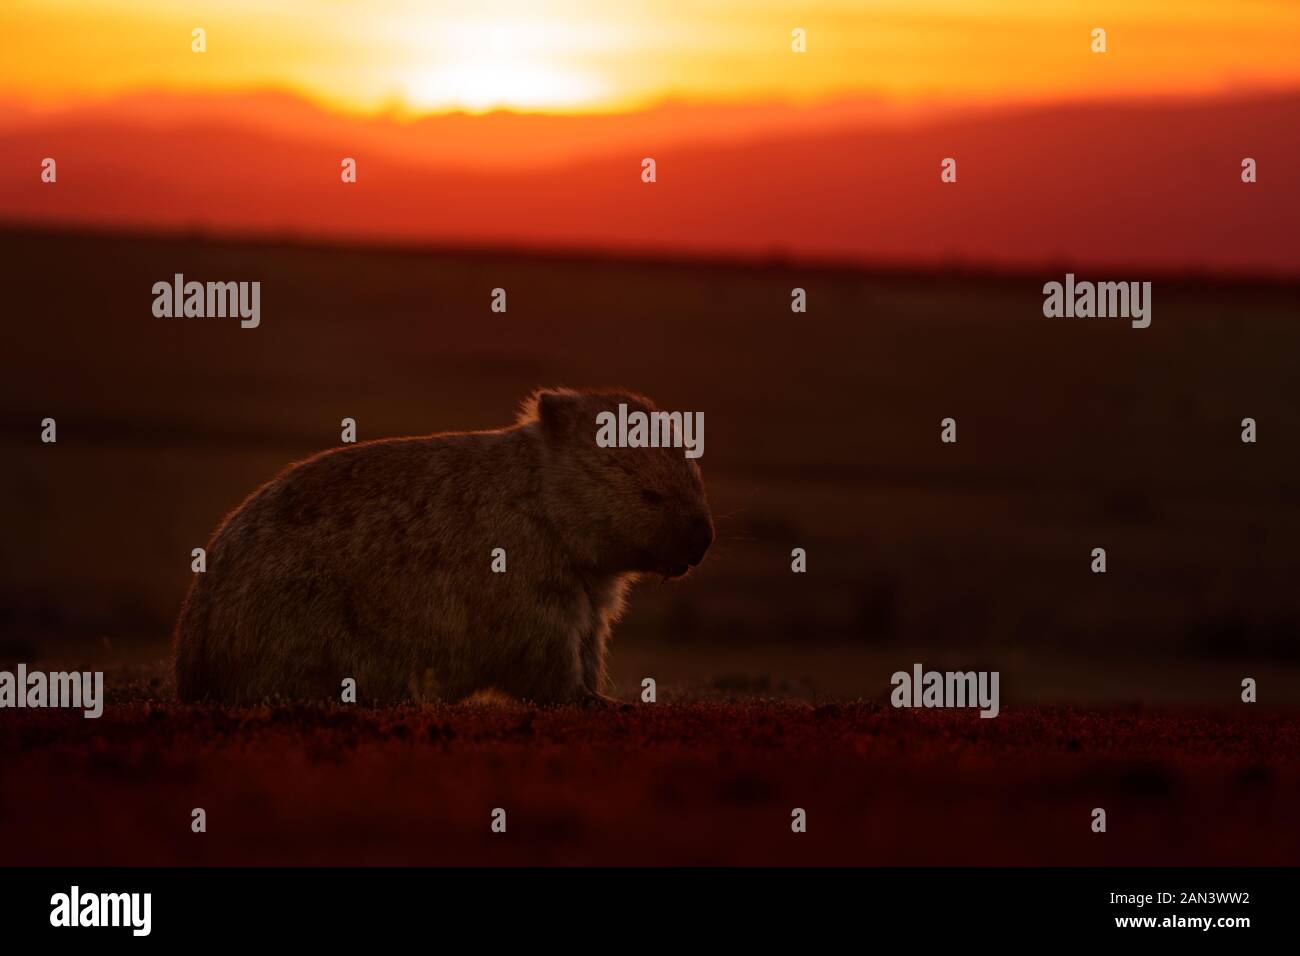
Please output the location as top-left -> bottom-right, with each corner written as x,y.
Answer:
173,429 -> 545,703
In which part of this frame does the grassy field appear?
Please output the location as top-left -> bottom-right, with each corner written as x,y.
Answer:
3,663 -> 1298,866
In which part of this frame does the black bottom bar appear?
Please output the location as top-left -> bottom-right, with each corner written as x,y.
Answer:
0,866 -> 1282,942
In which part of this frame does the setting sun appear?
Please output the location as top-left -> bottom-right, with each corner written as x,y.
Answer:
3,0 -> 1300,116
384,8 -> 618,112
402,62 -> 608,113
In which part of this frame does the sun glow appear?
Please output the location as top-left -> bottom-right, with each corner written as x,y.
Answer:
386,9 -> 621,113
2,0 -> 1299,117
402,62 -> 607,113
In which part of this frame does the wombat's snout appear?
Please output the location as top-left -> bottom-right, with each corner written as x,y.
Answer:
659,512 -> 713,578
684,513 -> 714,567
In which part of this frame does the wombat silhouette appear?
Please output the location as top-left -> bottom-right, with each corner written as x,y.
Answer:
174,388 -> 713,704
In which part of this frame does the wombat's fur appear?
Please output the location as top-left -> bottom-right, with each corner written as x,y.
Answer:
173,389 -> 713,704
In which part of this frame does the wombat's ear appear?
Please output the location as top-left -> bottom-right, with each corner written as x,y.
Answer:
534,389 -> 581,441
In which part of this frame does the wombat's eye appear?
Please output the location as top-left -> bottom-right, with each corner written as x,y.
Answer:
640,490 -> 666,506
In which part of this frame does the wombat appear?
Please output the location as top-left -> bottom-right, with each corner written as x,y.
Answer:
173,388 -> 713,705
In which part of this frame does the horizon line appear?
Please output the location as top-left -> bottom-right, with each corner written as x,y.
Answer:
6,218 -> 1297,288
5,80 -> 1300,125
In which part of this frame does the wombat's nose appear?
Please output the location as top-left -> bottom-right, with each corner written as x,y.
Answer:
686,515 -> 714,566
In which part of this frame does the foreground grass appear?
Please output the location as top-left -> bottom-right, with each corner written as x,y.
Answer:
4,683 -> 1297,865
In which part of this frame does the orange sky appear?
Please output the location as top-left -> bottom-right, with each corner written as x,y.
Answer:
3,0 -> 1300,115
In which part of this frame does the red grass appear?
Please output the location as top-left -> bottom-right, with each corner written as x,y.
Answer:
4,699 -> 1297,866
